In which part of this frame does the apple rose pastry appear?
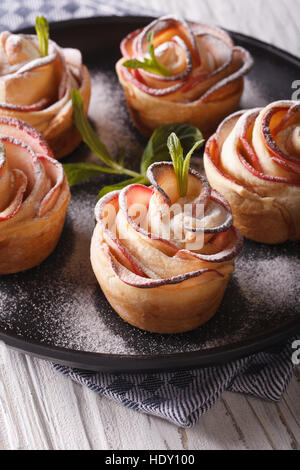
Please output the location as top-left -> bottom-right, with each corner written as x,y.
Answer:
91,162 -> 242,334
116,16 -> 253,137
0,117 -> 70,274
204,100 -> 300,244
0,23 -> 91,158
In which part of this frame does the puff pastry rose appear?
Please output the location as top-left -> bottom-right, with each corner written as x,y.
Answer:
204,100 -> 300,244
0,117 -> 70,274
116,16 -> 253,137
0,30 -> 91,158
91,163 -> 242,333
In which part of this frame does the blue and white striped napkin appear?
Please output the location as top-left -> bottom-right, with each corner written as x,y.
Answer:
2,0 -> 298,427
54,341 -> 297,427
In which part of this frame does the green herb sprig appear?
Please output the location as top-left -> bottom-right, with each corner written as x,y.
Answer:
122,30 -> 171,77
35,16 -> 49,57
167,133 -> 204,197
63,88 -> 204,198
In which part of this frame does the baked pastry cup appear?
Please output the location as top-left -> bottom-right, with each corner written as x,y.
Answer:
204,100 -> 300,244
0,117 -> 70,274
0,31 -> 91,158
116,16 -> 253,137
91,163 -> 243,334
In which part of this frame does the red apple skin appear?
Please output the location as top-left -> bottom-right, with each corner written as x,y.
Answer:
0,117 -> 70,274
95,191 -> 148,277
94,161 -> 243,289
261,106 -> 300,175
92,154 -> 243,333
204,104 -> 300,244
0,116 -> 54,158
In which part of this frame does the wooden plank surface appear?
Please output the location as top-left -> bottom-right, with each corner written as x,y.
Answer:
0,0 -> 300,450
128,0 -> 300,57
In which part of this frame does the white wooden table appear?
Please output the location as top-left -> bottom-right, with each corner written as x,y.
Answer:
0,0 -> 300,450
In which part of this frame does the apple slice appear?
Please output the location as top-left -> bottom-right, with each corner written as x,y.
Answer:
95,191 -> 148,277
137,15 -> 200,64
262,105 -> 300,174
206,109 -> 300,186
0,169 -> 27,220
0,116 -> 53,158
106,244 -> 223,289
119,183 -> 179,255
38,155 -> 65,217
176,226 -> 243,263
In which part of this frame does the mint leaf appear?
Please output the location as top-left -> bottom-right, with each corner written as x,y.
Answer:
71,89 -> 118,169
167,133 -> 205,197
147,31 -> 156,60
123,58 -> 170,76
122,58 -> 161,75
69,90 -> 205,200
64,89 -> 141,187
140,123 -> 204,174
122,29 -> 171,77
181,140 -> 205,196
35,16 -> 49,57
167,133 -> 184,196
63,163 -> 120,186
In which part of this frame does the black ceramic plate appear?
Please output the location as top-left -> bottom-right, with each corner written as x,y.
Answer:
0,16 -> 299,372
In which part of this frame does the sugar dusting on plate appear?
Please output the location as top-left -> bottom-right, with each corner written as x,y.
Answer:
83,70 -> 144,168
237,255 -> 299,313
0,69 -> 299,357
0,175 -> 298,356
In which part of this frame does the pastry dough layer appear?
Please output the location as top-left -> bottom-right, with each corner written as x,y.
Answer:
116,16 -> 253,137
0,117 -> 70,274
91,164 -> 242,333
0,32 -> 91,158
204,101 -> 300,244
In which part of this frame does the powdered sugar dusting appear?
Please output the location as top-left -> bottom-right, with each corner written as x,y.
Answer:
0,67 -> 299,359
237,255 -> 299,312
0,184 -> 136,354
0,175 -> 299,356
86,70 -> 144,165
240,76 -> 270,109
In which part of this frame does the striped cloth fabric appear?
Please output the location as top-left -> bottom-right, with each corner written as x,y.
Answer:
53,340 -> 298,427
1,0 -> 298,427
0,0 -> 152,31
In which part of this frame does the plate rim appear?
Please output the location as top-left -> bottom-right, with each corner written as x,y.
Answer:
17,14 -> 300,67
1,15 -> 299,372
1,318 -> 299,372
